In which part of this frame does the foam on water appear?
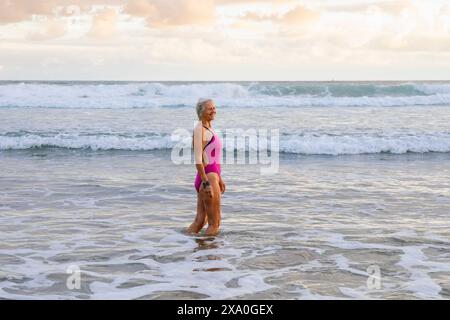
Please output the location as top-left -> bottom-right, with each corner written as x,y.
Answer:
280,132 -> 450,155
0,226 -> 277,300
1,131 -> 449,155
1,224 -> 447,299
1,81 -> 450,108
0,132 -> 174,151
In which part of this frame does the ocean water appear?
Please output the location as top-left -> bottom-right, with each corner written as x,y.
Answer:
0,81 -> 449,299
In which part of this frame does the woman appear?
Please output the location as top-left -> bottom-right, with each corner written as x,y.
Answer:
187,98 -> 225,236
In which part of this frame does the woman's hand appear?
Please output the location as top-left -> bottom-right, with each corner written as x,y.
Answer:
219,178 -> 226,194
201,183 -> 213,198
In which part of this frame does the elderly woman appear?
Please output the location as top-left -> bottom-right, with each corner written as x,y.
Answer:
187,98 -> 225,236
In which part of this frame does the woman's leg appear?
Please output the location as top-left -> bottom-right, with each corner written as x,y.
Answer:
186,195 -> 207,234
203,172 -> 222,236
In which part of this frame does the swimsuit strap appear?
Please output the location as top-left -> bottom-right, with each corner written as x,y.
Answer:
203,125 -> 214,135
202,125 -> 215,150
203,135 -> 215,151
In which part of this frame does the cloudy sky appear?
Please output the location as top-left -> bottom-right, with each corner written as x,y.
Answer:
0,0 -> 449,80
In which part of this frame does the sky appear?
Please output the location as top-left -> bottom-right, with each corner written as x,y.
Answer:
0,0 -> 449,81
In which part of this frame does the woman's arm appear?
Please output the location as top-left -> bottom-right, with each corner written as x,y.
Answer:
193,124 -> 209,184
218,176 -> 226,194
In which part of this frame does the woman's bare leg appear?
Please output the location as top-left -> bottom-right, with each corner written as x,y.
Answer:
186,195 -> 207,234
203,172 -> 222,236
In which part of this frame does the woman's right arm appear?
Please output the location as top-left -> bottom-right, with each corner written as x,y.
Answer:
194,125 -> 210,188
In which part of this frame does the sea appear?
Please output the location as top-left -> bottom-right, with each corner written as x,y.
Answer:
0,81 -> 449,299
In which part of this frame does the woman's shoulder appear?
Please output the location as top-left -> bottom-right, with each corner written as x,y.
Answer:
193,122 -> 204,136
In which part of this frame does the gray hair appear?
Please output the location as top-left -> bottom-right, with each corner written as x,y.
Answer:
196,98 -> 213,120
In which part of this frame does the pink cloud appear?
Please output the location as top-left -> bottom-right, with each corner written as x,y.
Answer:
281,5 -> 320,25
124,0 -> 215,27
239,5 -> 320,26
0,0 -> 125,24
0,0 -> 56,24
88,8 -> 118,38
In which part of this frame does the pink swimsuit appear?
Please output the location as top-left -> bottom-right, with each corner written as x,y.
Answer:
195,126 -> 222,192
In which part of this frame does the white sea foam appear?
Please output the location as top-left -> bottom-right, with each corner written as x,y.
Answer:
1,131 -> 449,155
280,132 -> 450,155
396,246 -> 449,299
1,82 -> 450,108
0,133 -> 174,151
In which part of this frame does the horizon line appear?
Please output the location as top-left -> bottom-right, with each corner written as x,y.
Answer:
1,79 -> 450,82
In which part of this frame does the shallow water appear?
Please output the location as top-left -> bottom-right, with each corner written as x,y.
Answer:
1,80 -> 450,299
1,150 -> 449,299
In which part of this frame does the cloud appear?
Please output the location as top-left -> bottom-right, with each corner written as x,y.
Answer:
238,5 -> 319,26
27,18 -> 67,41
88,8 -> 118,38
0,0 -> 125,24
323,0 -> 413,15
367,34 -> 450,53
216,0 -> 293,4
124,0 -> 215,27
40,57 -> 64,67
0,0 -> 55,24
438,5 -> 450,30
124,0 -> 157,18
0,0 -> 312,29
1,0 -> 450,81
279,5 -> 320,25
374,0 -> 413,15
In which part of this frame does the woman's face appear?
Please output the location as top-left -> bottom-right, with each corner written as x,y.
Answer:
202,102 -> 217,121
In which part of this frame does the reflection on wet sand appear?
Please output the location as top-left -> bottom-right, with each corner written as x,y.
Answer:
194,237 -> 221,251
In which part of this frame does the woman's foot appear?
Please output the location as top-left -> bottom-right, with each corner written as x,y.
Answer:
204,225 -> 220,236
186,222 -> 203,234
